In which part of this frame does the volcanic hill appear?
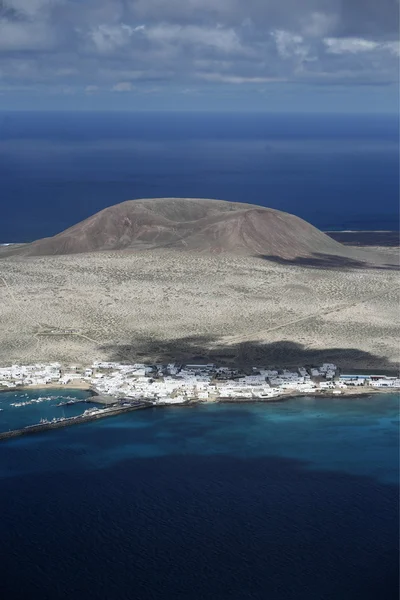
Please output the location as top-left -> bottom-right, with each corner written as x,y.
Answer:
2,198 -> 393,265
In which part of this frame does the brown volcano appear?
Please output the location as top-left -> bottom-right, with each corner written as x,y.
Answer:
2,198 -> 393,265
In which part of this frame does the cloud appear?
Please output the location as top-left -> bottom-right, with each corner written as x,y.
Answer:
52,84 -> 75,95
336,0 -> 400,38
198,73 -> 284,84
142,24 -> 245,55
0,20 -> 55,51
384,41 -> 400,57
85,84 -> 98,94
0,0 -> 398,96
271,30 -> 312,61
112,81 -> 133,92
324,36 -> 400,57
88,24 -> 138,53
300,12 -> 337,37
2,0 -> 59,18
324,37 -> 379,54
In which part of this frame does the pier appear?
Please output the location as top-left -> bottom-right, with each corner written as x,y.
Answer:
0,400 -> 153,441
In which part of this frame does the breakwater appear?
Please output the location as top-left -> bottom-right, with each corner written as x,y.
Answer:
0,401 -> 153,441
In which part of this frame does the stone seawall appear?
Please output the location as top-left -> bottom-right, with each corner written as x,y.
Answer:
0,402 -> 153,441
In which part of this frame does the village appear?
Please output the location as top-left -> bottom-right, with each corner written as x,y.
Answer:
0,361 -> 399,404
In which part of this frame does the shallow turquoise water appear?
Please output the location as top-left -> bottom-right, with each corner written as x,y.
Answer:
1,392 -> 398,484
0,391 -> 398,599
39,393 -> 400,482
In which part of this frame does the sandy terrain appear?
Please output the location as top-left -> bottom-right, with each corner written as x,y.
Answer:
19,381 -> 92,391
0,248 -> 399,370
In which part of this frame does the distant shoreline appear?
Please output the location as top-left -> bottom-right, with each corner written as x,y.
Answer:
325,230 -> 399,247
1,230 -> 399,249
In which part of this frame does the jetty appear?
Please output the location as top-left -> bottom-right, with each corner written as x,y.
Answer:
0,400 -> 153,441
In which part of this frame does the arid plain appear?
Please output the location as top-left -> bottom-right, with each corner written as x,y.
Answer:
1,247 -> 398,371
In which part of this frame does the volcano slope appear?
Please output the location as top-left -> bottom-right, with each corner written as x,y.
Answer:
0,198 -> 398,369
2,197 -> 394,267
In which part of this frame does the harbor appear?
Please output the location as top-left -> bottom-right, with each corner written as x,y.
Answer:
0,386 -> 394,442
0,399 -> 153,441
0,360 -> 398,442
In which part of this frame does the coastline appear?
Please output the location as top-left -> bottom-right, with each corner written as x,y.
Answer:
1,382 -> 396,403
0,384 -> 397,442
0,380 -> 94,394
216,388 -> 391,405
23,380 -> 93,391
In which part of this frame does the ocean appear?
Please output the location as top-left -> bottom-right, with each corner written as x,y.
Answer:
0,111 -> 399,243
1,113 -> 399,597
0,391 -> 398,600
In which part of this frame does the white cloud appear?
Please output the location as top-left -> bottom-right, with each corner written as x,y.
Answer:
270,29 -> 316,75
271,29 -> 309,60
301,12 -> 337,37
199,73 -> 284,84
324,37 -> 400,57
382,41 -> 400,56
89,24 -> 142,53
324,37 -> 379,54
112,81 -> 133,92
143,23 -> 245,55
85,84 -> 98,94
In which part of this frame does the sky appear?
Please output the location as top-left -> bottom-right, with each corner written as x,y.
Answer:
0,0 -> 399,112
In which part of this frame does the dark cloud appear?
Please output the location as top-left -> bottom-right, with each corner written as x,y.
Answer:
0,0 -> 398,94
338,0 -> 400,38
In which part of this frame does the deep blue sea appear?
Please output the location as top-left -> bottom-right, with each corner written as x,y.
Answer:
0,111 -> 399,243
0,390 -> 398,600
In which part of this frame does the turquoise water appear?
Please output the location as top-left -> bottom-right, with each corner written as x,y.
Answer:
0,388 -> 96,432
1,392 -> 398,483
0,391 -> 398,599
78,394 -> 397,484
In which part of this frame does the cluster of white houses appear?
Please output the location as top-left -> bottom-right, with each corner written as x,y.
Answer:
0,362 -> 399,403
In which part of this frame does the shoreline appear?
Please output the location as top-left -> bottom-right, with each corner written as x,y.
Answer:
216,388 -> 391,404
1,381 -> 397,399
0,380 -> 95,394
0,385 -> 397,442
3,230 -> 398,244
1,382 -> 395,404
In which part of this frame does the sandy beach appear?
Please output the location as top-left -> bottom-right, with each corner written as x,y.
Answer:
24,380 -> 92,391
0,380 -> 93,394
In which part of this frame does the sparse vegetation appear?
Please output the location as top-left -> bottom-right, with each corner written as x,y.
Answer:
0,248 -> 398,369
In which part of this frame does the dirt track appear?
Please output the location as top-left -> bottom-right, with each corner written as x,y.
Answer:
0,247 -> 398,369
